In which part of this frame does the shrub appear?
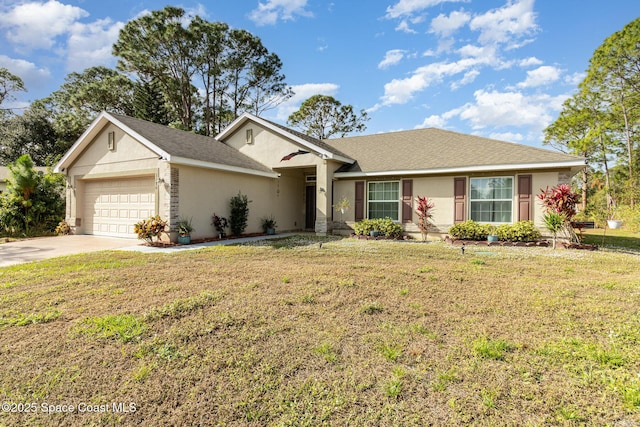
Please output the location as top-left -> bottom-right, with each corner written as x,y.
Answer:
495,220 -> 541,242
211,213 -> 228,235
229,192 -> 251,235
448,220 -> 493,240
55,220 -> 71,235
134,216 -> 168,244
0,154 -> 65,236
537,184 -> 579,220
354,217 -> 403,238
616,205 -> 640,232
415,195 -> 435,241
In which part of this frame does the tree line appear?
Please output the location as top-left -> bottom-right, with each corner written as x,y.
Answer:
0,6 -> 367,167
544,17 -> 640,225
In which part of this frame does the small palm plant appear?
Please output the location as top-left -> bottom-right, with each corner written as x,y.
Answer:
543,212 -> 565,249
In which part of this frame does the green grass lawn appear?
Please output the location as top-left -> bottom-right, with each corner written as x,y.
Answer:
1,236 -> 640,426
581,227 -> 640,252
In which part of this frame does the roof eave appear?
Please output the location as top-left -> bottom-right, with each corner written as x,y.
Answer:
334,160 -> 587,178
216,113 -> 355,164
169,156 -> 279,178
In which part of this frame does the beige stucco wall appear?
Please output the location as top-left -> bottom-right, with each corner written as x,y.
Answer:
223,121 -> 339,235
332,170 -> 574,237
176,165 -> 305,239
0,181 -> 6,193
224,122 -> 325,170
63,123 -> 166,234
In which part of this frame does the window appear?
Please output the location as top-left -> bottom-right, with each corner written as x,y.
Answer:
246,129 -> 254,144
470,177 -> 513,223
368,181 -> 399,220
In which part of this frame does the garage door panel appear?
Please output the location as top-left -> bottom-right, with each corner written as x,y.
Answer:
83,177 -> 155,238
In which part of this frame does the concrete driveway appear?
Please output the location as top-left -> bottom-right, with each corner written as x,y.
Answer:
0,235 -> 141,267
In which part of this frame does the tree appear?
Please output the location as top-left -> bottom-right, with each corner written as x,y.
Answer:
0,154 -> 65,235
584,17 -> 640,207
133,79 -> 171,125
113,7 -> 291,134
287,95 -> 369,140
0,68 -> 26,110
114,6 -> 198,130
0,103 -> 64,166
544,86 -> 613,212
41,67 -> 135,151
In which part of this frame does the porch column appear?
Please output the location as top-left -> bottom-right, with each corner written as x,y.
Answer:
315,159 -> 335,236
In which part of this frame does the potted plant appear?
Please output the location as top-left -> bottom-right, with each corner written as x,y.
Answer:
176,217 -> 194,244
212,213 -> 229,238
486,225 -> 498,242
607,207 -> 622,229
261,215 -> 277,235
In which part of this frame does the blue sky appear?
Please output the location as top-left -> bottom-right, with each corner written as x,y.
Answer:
0,0 -> 638,148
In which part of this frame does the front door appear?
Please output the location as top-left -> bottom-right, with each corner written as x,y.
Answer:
305,185 -> 316,230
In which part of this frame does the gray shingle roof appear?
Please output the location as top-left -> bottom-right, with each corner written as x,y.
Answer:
110,114 -> 273,174
325,128 -> 584,173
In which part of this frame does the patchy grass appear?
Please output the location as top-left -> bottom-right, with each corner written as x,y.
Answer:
0,237 -> 640,425
581,227 -> 640,252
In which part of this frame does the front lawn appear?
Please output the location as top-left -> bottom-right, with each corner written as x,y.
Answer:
0,236 -> 639,426
581,227 -> 640,252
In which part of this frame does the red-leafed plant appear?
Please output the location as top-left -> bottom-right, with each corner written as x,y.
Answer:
415,195 -> 435,241
537,184 -> 579,220
537,184 -> 580,244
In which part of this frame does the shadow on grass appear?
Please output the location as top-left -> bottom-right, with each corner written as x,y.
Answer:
239,234 -> 346,249
581,229 -> 640,252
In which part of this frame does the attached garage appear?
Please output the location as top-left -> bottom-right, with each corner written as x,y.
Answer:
83,177 -> 155,238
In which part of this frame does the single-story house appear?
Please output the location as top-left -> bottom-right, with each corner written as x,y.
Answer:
54,111 -> 585,241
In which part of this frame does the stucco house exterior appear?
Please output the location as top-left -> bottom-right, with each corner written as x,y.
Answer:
54,111 -> 585,241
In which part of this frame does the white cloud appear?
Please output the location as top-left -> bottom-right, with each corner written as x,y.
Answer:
429,9 -> 470,37
469,0 -> 538,46
66,18 -> 123,71
416,114 -> 447,128
0,0 -> 88,50
564,71 -> 585,86
395,19 -> 417,34
488,131 -> 523,142
516,65 -> 561,88
0,55 -> 50,91
274,82 -> 339,120
248,0 -> 313,26
385,0 -> 462,19
378,49 -> 406,69
374,55 -> 495,108
519,56 -> 543,67
450,69 -> 479,90
450,89 -> 566,132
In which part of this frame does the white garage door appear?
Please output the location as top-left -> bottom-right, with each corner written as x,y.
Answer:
83,177 -> 156,238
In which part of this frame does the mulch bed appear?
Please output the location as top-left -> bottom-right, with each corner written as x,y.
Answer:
444,236 -> 598,250
145,232 -> 270,247
444,236 -> 549,247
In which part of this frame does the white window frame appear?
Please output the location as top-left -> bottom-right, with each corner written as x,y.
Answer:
469,176 -> 514,224
367,181 -> 400,221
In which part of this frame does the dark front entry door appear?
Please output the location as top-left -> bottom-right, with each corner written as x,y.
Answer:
305,185 -> 316,230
